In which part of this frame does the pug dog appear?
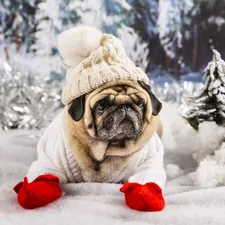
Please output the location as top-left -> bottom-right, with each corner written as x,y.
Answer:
64,80 -> 163,182
13,26 -> 166,212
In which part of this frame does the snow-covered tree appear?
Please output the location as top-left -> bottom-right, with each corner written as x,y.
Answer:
118,25 -> 149,72
67,0 -> 102,30
102,0 -> 131,35
33,0 -> 61,55
189,0 -> 225,70
59,0 -> 81,30
127,0 -> 166,71
33,0 -> 81,82
128,0 -> 158,39
0,0 -> 43,59
180,49 -> 225,130
157,0 -> 193,75
31,0 -> 62,81
158,0 -> 193,57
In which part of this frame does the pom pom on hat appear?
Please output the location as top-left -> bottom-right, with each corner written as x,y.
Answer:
57,26 -> 102,67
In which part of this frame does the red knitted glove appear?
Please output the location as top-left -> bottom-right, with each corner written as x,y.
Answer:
13,174 -> 62,209
120,182 -> 165,211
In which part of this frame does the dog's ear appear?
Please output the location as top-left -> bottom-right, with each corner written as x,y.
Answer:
68,95 -> 86,121
139,82 -> 162,116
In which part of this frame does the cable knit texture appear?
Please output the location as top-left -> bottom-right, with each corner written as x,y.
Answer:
58,26 -> 149,105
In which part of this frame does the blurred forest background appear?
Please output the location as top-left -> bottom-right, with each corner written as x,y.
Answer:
1,0 -> 225,83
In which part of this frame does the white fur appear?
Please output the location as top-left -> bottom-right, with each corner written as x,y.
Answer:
57,26 -> 102,67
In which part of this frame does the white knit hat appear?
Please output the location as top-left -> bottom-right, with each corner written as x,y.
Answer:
58,26 -> 149,105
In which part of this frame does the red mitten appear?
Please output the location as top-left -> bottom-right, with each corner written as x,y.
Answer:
120,182 -> 165,211
13,174 -> 62,209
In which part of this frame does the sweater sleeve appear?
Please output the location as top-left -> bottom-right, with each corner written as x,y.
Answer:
127,133 -> 166,189
26,111 -> 68,184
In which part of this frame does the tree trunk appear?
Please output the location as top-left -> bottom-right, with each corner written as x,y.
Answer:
15,22 -> 21,53
4,47 -> 9,61
3,36 -> 9,61
175,43 -> 181,80
192,24 -> 198,71
166,54 -> 171,71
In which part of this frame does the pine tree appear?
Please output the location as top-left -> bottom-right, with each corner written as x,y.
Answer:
181,49 -> 225,130
0,0 -> 44,58
67,0 -> 102,30
127,0 -> 160,70
158,0 -> 194,76
158,0 -> 193,57
128,0 -> 158,39
188,0 -> 225,71
33,0 -> 81,82
34,0 -> 60,55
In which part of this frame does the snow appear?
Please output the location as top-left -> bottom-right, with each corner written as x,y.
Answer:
166,164 -> 183,178
160,101 -> 225,187
208,16 -> 225,28
0,99 -> 225,224
157,0 -> 193,57
118,25 -> 149,71
190,142 -> 225,188
34,0 -> 60,55
1,100 -> 225,224
68,0 -> 103,29
115,0 -> 131,10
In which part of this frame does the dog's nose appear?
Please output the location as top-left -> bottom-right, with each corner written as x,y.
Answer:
119,104 -> 131,111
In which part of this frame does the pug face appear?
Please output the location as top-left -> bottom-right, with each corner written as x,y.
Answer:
92,86 -> 146,146
67,80 -> 162,160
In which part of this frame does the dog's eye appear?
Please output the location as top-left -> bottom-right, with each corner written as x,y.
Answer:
137,100 -> 145,109
95,102 -> 107,112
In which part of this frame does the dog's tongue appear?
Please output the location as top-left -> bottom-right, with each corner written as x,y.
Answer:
89,142 -> 108,161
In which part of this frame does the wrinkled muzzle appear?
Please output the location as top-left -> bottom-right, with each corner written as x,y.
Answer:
97,103 -> 143,142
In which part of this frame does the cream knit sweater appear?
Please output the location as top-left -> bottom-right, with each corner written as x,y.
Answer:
27,110 -> 166,189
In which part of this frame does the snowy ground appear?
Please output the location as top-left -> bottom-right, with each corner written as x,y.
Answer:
0,101 -> 225,225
